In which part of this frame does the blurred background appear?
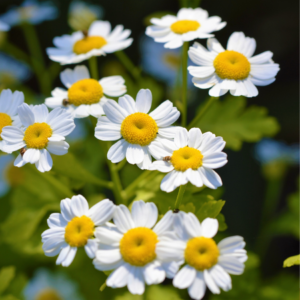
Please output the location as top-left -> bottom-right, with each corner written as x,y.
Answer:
0,0 -> 298,299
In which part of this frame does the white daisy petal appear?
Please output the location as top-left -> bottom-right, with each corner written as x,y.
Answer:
161,261 -> 181,279
47,141 -> 69,156
137,147 -> 152,170
217,256 -> 245,275
173,212 -> 191,241
118,95 -> 137,115
47,213 -> 67,228
135,89 -> 152,113
94,226 -> 122,246
107,139 -> 128,163
85,239 -> 98,259
209,265 -> 232,291
156,240 -> 185,262
143,263 -> 165,285
107,264 -> 131,288
131,201 -> 158,228
184,213 -> 202,237
153,210 -> 174,235
149,100 -> 173,120
201,218 -> 219,238
88,199 -> 115,226
174,127 -> 188,148
32,104 -> 49,123
95,249 -> 122,265
249,51 -> 273,64
113,205 -> 135,233
104,100 -> 128,124
35,149 -> 53,173
203,269 -> 220,294
95,116 -> 122,141
149,160 -> 174,173
126,144 -> 144,164
173,265 -> 197,289
160,170 -> 179,193
70,195 -> 89,217
127,267 -> 145,295
23,148 -> 41,164
207,38 -> 225,53
188,128 -> 203,148
56,245 -> 71,265
188,272 -> 206,300
202,152 -> 228,169
18,103 -> 35,127
199,167 -> 222,189
61,247 -> 77,267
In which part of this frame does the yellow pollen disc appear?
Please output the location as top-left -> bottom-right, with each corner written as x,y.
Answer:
121,113 -> 158,146
171,146 -> 203,172
185,237 -> 219,271
35,289 -> 62,300
64,215 -> 94,247
171,20 -> 200,34
0,112 -> 12,141
120,227 -> 158,267
23,123 -> 52,149
73,36 -> 107,54
213,50 -> 251,80
68,78 -> 103,106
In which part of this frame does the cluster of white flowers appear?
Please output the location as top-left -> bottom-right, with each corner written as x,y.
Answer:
0,3 -> 280,299
42,197 -> 247,298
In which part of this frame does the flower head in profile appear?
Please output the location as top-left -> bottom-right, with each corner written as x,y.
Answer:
45,65 -> 126,118
93,200 -> 180,295
1,103 -> 75,173
23,268 -> 84,300
188,32 -> 280,97
42,195 -> 115,267
95,89 -> 180,169
146,8 -> 226,49
0,0 -> 57,27
47,21 -> 133,65
68,1 -> 103,31
149,127 -> 227,192
0,89 -> 24,152
159,213 -> 247,300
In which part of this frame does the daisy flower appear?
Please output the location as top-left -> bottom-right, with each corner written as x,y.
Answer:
0,0 -> 57,27
68,1 -> 103,31
1,103 -> 75,173
149,127 -> 227,192
23,268 -> 84,300
42,195 -> 115,267
145,8 -> 226,49
47,20 -> 133,65
0,21 -> 10,31
188,32 -> 280,97
45,65 -> 126,118
158,212 -> 247,300
0,89 -> 24,152
95,89 -> 180,170
93,200 -> 180,295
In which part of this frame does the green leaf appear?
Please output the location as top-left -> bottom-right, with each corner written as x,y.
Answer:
283,254 -> 300,267
196,199 -> 225,221
195,95 -> 280,150
0,296 -> 19,300
0,267 -> 15,295
216,213 -> 227,231
145,285 -> 183,300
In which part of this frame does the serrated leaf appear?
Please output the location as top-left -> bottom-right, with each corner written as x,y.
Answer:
216,213 -> 227,231
196,200 -> 225,221
283,254 -> 300,267
0,267 -> 15,295
195,95 -> 280,150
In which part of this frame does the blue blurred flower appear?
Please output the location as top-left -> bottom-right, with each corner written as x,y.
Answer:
140,36 -> 193,87
24,269 -> 84,300
67,118 -> 88,142
68,1 -> 104,31
0,21 -> 10,31
0,52 -> 31,86
0,154 -> 14,197
0,0 -> 58,27
255,138 -> 299,165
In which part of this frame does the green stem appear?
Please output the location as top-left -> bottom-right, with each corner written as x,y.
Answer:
193,0 -> 202,7
115,51 -> 141,81
174,185 -> 187,209
181,42 -> 189,127
88,56 -> 99,80
106,143 -> 124,204
124,170 -> 152,196
188,97 -> 217,129
3,41 -> 31,64
116,159 -> 127,171
21,23 -> 51,95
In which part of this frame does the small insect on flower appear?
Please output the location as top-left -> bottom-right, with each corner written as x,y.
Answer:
163,156 -> 172,162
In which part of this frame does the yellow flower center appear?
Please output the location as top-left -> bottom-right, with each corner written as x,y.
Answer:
64,215 -> 95,247
171,146 -> 203,172
121,113 -> 158,146
23,123 -> 52,149
0,112 -> 12,141
35,289 -> 62,300
213,50 -> 251,80
185,237 -> 219,271
73,36 -> 107,54
171,20 -> 200,34
163,53 -> 181,70
120,227 -> 158,267
68,78 -> 103,106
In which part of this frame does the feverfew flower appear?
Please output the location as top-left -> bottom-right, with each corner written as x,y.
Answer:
188,32 -> 280,97
68,1 -> 103,31
42,195 -> 115,267
45,65 -> 126,118
47,21 -> 133,65
24,268 -> 84,300
1,103 -> 75,173
95,89 -> 180,170
0,0 -> 57,26
149,127 -> 227,192
159,213 -> 247,300
93,201 -> 180,295
146,8 -> 226,49
0,89 -> 24,152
